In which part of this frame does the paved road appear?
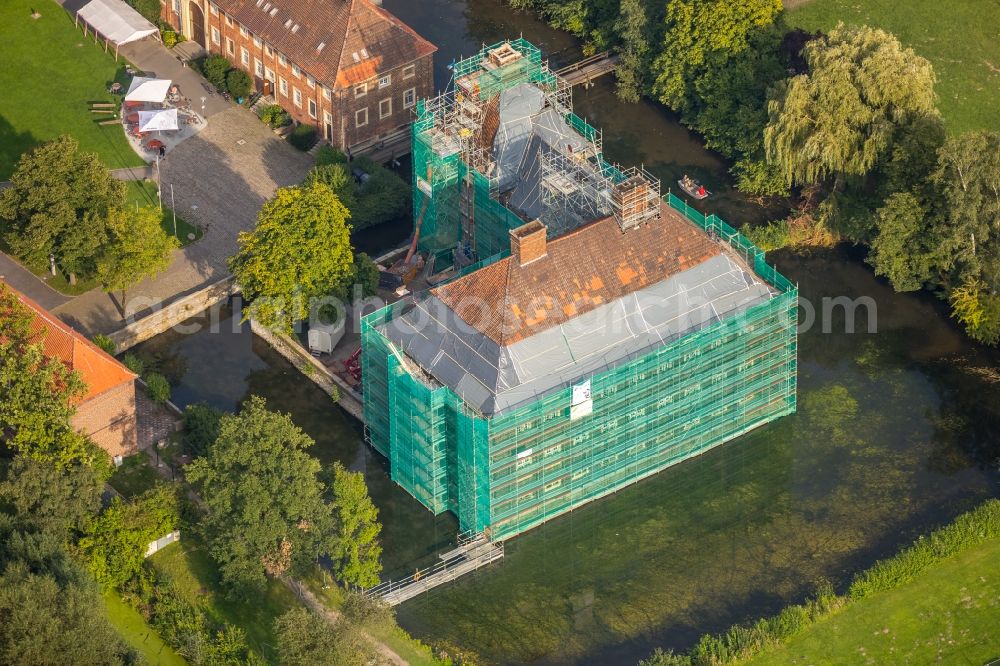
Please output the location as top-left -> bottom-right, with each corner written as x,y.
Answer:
54,107 -> 312,334
0,252 -> 72,310
119,40 -> 232,119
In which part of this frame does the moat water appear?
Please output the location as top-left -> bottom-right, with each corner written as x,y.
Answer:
134,1 -> 1000,663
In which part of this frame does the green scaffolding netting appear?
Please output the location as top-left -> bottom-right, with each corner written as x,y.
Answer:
362,39 -> 799,541
362,193 -> 798,540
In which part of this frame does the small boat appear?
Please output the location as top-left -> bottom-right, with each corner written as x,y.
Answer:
678,178 -> 711,200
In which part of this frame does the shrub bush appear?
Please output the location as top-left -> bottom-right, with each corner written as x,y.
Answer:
351,168 -> 409,229
126,0 -> 161,23
79,485 -> 179,589
91,334 -> 116,355
315,145 -> 348,166
289,123 -> 318,151
258,104 -> 288,128
202,55 -> 231,92
161,30 -> 179,48
182,403 -> 223,457
121,353 -> 145,376
144,372 -> 171,404
225,69 -> 253,100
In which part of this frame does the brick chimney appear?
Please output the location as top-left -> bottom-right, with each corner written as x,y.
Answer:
510,220 -> 547,266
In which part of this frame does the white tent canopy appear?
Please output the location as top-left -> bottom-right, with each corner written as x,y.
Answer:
138,109 -> 179,132
125,77 -> 172,103
76,0 -> 158,58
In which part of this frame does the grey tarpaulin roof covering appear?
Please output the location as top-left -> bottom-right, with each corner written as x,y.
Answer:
493,83 -> 593,226
380,253 -> 775,416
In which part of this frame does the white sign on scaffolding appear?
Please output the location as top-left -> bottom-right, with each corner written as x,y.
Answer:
570,379 -> 592,420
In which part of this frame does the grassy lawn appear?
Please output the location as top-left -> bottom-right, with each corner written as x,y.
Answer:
103,590 -> 187,665
787,0 -> 1000,134
108,454 -> 164,499
0,0 -> 144,179
127,180 -> 203,246
302,569 -> 442,666
149,539 -> 300,662
748,537 -> 1000,664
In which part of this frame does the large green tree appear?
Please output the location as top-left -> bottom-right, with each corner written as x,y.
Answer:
652,0 -> 782,112
0,515 -> 134,665
0,135 -> 125,280
931,131 -> 1000,286
764,25 -> 938,188
329,462 -> 382,588
186,396 -> 338,592
0,456 -> 104,536
868,192 -> 937,292
97,206 -> 178,320
0,284 -> 94,466
229,182 -> 354,333
613,0 -> 649,103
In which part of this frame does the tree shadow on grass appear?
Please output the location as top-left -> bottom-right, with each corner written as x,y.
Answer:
0,112 -> 38,181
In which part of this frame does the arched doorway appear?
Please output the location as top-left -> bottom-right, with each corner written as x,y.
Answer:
188,1 -> 206,49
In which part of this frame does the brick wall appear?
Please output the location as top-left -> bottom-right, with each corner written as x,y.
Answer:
72,381 -> 139,459
162,0 -> 434,151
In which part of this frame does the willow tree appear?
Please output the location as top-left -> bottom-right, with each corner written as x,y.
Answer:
764,25 -> 937,188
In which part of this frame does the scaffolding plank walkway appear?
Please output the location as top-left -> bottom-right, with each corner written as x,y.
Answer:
556,52 -> 620,86
366,533 -> 504,606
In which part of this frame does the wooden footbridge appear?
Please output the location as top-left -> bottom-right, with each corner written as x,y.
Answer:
555,51 -> 620,87
365,532 -> 504,605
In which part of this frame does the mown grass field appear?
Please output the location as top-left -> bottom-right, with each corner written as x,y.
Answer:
748,537 -> 1000,664
0,0 -> 144,179
787,0 -> 1000,134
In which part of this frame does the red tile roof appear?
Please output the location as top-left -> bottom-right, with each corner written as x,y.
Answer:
2,282 -> 136,402
433,203 -> 721,345
214,0 -> 436,91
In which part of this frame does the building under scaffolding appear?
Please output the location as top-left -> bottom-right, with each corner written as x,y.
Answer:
362,40 -> 798,541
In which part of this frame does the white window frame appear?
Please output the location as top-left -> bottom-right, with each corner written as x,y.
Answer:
291,65 -> 301,78
264,44 -> 273,57
253,36 -> 262,48
239,25 -> 248,38
225,14 -> 233,27
306,76 -> 315,89
403,87 -> 415,109
211,26 -> 220,45
226,37 -> 235,56
355,107 -> 368,128
308,98 -> 317,119
322,87 -> 332,101
254,58 -> 264,78
378,74 -> 391,89
264,67 -> 275,82
402,64 -> 415,80
241,47 -> 250,66
278,53 -> 287,66
209,2 -> 218,15
293,89 -> 302,108
354,83 -> 367,98
279,77 -> 288,96
379,97 -> 392,119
